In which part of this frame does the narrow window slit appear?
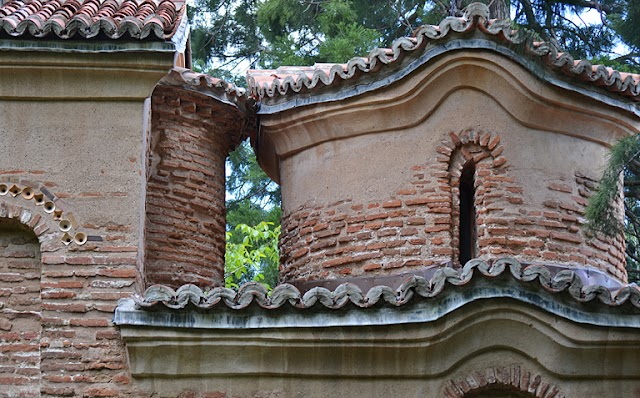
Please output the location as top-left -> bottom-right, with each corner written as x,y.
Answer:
459,160 -> 476,265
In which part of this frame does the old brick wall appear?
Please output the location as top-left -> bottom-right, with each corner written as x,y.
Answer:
0,217 -> 41,397
0,92 -> 249,397
144,86 -> 245,289
0,179 -> 138,398
280,129 -> 625,283
0,63 -> 253,397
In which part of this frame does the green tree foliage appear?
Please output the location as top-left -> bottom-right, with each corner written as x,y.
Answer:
188,0 -> 640,285
190,0 -> 640,76
610,0 -> 640,49
225,222 -> 281,288
226,141 -> 281,230
225,142 -> 281,288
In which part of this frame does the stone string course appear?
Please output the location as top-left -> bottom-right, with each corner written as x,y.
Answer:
144,86 -> 245,289
0,174 -> 137,398
280,129 -> 624,283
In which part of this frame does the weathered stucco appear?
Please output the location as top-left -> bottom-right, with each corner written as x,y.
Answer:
118,298 -> 640,398
256,51 -> 635,283
1,3 -> 640,397
0,48 -> 173,397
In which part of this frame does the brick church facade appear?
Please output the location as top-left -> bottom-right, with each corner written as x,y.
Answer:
0,0 -> 638,397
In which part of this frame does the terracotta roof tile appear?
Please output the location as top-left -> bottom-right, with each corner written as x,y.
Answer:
157,67 -> 256,122
248,3 -> 640,102
130,258 -> 640,311
160,67 -> 248,98
0,0 -> 185,40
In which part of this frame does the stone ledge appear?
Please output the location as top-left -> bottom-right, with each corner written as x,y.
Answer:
118,298 -> 640,397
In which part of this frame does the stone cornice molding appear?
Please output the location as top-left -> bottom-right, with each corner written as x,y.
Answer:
0,49 -> 174,100
118,298 -> 640,396
254,54 -> 638,181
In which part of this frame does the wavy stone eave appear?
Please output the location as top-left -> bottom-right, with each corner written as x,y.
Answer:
0,0 -> 185,40
129,258 -> 640,311
246,2 -> 640,103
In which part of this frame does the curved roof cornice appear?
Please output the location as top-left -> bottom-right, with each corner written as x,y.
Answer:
247,3 -> 640,116
115,258 -> 640,329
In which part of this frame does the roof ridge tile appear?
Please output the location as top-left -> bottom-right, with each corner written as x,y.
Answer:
0,0 -> 184,39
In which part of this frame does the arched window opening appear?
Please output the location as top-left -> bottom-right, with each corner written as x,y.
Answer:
459,160 -> 476,265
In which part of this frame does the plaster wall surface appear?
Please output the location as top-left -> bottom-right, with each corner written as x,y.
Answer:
0,49 -> 172,397
0,100 -> 147,237
261,52 -> 635,283
280,89 -> 610,208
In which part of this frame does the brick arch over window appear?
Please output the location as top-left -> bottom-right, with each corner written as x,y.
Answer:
442,365 -> 564,398
0,181 -> 91,250
434,129 -> 522,265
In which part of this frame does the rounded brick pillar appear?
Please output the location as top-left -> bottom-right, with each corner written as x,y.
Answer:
144,85 -> 249,288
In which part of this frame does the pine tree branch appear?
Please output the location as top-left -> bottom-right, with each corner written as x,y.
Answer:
226,181 -> 277,208
626,207 -> 640,227
626,247 -> 640,264
561,0 -> 613,14
434,0 -> 449,14
518,0 -> 556,47
612,53 -> 640,64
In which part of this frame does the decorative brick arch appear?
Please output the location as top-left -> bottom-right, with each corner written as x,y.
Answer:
433,129 -> 522,265
0,181 -> 90,248
442,365 -> 564,398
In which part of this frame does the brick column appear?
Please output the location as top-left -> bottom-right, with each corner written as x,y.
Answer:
144,85 -> 248,288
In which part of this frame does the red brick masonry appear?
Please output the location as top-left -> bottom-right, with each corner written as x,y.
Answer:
0,179 -> 135,398
443,365 -> 564,398
144,86 -> 243,288
281,129 -> 625,283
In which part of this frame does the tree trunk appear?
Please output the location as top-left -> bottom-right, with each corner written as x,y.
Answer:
450,0 -> 510,19
488,0 -> 510,19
